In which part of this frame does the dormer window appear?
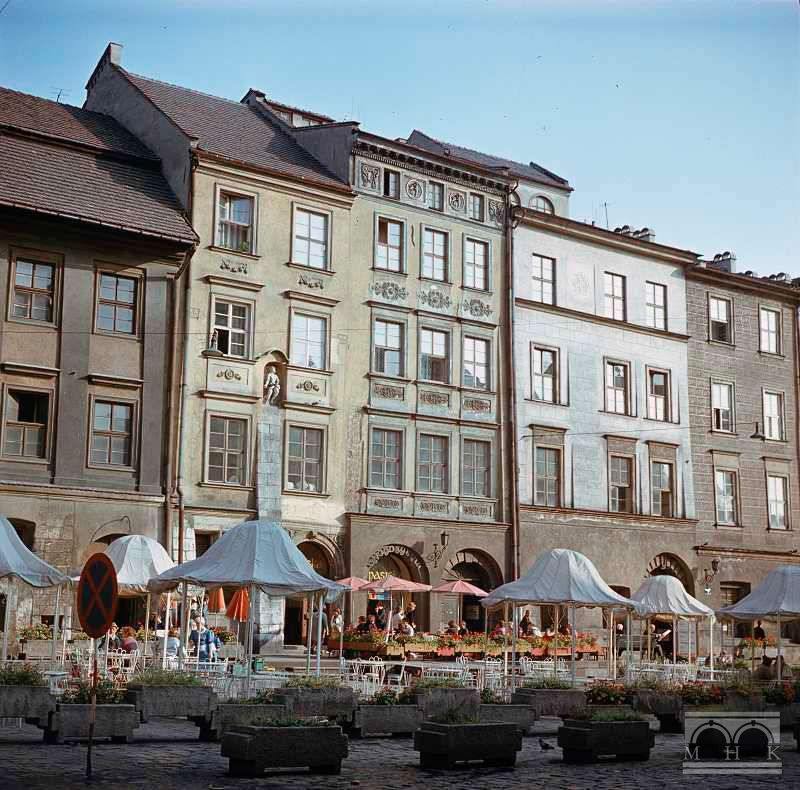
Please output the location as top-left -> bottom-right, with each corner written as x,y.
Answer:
529,195 -> 555,214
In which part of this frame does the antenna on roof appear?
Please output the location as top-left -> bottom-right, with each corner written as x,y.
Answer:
49,87 -> 71,103
603,202 -> 610,230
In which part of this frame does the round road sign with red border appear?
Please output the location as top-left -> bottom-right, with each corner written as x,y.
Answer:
77,553 -> 119,639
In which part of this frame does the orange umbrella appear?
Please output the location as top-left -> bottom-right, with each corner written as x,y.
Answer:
207,587 -> 226,613
226,587 -> 250,621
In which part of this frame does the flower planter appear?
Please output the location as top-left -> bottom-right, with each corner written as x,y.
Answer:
404,641 -> 437,654
632,690 -> 683,733
479,704 -> 537,735
272,687 -> 357,723
414,721 -> 522,768
409,687 -> 480,720
203,703 -> 289,741
558,719 -> 654,763
0,685 -> 55,724
530,648 -> 546,657
587,704 -> 635,717
124,684 -> 217,725
511,688 -> 586,719
436,647 -> 455,657
43,704 -> 139,743
17,640 -> 55,660
222,723 -> 348,776
353,704 -> 422,737
763,703 -> 800,729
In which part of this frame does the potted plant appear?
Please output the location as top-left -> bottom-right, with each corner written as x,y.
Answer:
585,681 -> 634,716
763,682 -> 798,728
222,717 -> 348,776
631,679 -> 682,732
17,624 -> 53,659
205,689 -> 289,741
558,709 -> 654,763
402,677 -> 480,720
0,664 -> 54,724
512,677 -> 586,719
353,687 -> 421,737
478,687 -> 537,734
272,675 -> 357,723
125,669 -> 217,728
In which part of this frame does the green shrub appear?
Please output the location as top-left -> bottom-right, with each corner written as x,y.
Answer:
214,628 -> 237,645
409,677 -> 466,690
573,709 -> 646,722
480,687 -> 505,704
18,624 -> 53,641
428,710 -> 480,724
522,677 -> 572,690
366,687 -> 400,705
0,663 -> 46,686
251,716 -> 331,727
585,682 -> 631,706
283,674 -> 343,689
128,669 -> 202,687
679,682 -> 724,705
61,679 -> 125,705
764,683 -> 795,705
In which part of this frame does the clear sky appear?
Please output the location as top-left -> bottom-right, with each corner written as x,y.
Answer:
1,0 -> 797,275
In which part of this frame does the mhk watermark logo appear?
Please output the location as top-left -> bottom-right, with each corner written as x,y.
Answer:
683,711 -> 781,776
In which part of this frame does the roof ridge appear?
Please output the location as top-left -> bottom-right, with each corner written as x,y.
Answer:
122,69 -> 250,109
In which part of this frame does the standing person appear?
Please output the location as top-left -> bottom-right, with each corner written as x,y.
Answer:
189,617 -> 215,662
309,606 -> 328,655
404,601 -> 417,628
753,620 -> 766,641
330,606 -> 344,633
519,610 -> 532,636
374,603 -> 387,630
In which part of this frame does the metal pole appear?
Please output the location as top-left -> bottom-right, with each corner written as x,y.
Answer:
339,590 -> 346,672
672,614 -> 677,665
143,594 -> 151,668
503,602 -> 509,681
51,585 -> 61,661
570,605 -> 577,687
777,613 -> 782,674
1,581 -> 12,662
315,591 -> 324,677
305,593 -> 313,675
647,617 -> 651,662
180,581 -> 189,670
709,615 -> 714,680
162,591 -> 171,669
511,605 -> 518,693
245,584 -> 256,695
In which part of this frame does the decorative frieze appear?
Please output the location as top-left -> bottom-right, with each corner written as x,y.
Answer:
220,257 -> 248,274
419,390 -> 449,407
370,281 -> 408,302
462,503 -> 492,517
419,289 -> 451,311
298,273 -> 324,290
405,177 -> 425,202
448,190 -> 466,213
461,298 -> 493,319
295,380 -> 320,393
367,544 -> 425,575
373,497 -> 403,509
216,368 -> 242,382
373,383 -> 405,400
463,397 -> 491,412
487,200 -> 505,225
360,162 -> 380,191
418,500 -> 449,513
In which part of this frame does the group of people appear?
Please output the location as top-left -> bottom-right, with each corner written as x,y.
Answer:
350,601 -> 420,638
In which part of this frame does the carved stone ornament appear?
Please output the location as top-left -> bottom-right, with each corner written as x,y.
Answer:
419,390 -> 449,407
367,544 -> 425,574
463,397 -> 491,412
419,289 -> 451,311
419,499 -> 449,513
298,273 -> 324,290
360,163 -> 380,191
216,368 -> 242,381
220,257 -> 248,274
373,497 -> 402,509
373,383 -> 405,400
487,200 -> 505,224
462,298 -> 493,319
370,281 -> 408,302
570,272 -> 591,297
263,364 -> 281,404
405,178 -> 424,201
295,380 -> 320,393
462,503 -> 491,516
448,190 -> 466,212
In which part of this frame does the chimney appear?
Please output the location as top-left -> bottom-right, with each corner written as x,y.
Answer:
632,227 -> 656,242
709,252 -> 736,273
107,42 -> 123,66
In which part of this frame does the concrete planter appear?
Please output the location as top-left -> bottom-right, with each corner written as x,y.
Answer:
353,704 -> 421,737
558,719 -> 654,763
414,721 -> 522,768
272,687 -> 356,723
793,721 -> 800,752
125,684 -> 217,724
18,640 -> 55,659
479,704 -> 537,735
204,703 -> 288,741
763,703 -> 800,729
632,691 -> 683,733
409,687 -> 480,720
44,704 -> 139,743
0,684 -> 55,723
511,688 -> 586,719
222,723 -> 348,776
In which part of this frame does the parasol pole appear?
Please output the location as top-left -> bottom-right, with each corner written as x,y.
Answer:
709,615 -> 714,680
245,584 -> 256,696
384,590 -> 392,644
672,614 -> 677,666
570,604 -> 577,687
751,618 -> 756,677
162,590 -> 171,669
305,593 -> 313,674
143,593 -> 151,668
511,605 -> 518,693
503,602 -> 509,682
647,616 -> 651,662
180,581 -> 189,670
777,613 -> 782,675
315,590 -> 324,677
51,585 -> 61,661
1,580 -> 12,662
339,589 -> 346,673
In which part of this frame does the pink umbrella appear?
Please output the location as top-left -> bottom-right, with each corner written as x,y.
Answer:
334,576 -> 369,659
361,576 -> 432,642
432,579 -> 488,629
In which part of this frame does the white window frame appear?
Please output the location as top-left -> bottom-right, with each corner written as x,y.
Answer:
373,318 -> 405,377
374,215 -> 405,273
370,427 -> 403,490
531,254 -> 555,305
715,468 -> 739,526
383,168 -> 400,199
763,390 -> 785,441
605,360 -> 630,415
529,195 -> 555,214
290,312 -> 328,370
645,281 -> 667,330
211,295 -> 252,359
534,445 -> 561,507
428,181 -> 444,212
609,454 -> 635,513
709,295 -> 733,343
292,205 -> 330,270
462,437 -> 491,497
214,186 -> 256,254
647,367 -> 670,422
711,381 -> 735,433
469,193 -> 484,222
417,432 -> 449,494
205,412 -> 250,487
759,307 -> 781,355
419,326 -> 450,384
462,335 -> 490,391
767,474 -> 789,530
421,226 -> 449,282
604,272 -> 626,321
532,345 -> 558,404
463,237 -> 490,291
285,423 -> 326,494
650,461 -> 674,517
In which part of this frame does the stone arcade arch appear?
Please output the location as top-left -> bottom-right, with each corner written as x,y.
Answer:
648,552 -> 695,596
441,549 -> 504,631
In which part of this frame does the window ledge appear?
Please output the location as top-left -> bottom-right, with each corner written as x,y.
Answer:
598,410 -> 638,419
714,523 -> 742,530
0,456 -> 49,466
708,339 -> 735,348
418,276 -> 453,286
5,317 -> 58,330
207,245 -> 260,260
414,379 -> 458,390
764,438 -> 788,445
709,430 -> 739,437
287,364 -> 334,377
460,385 -> 495,396
87,463 -> 136,473
461,286 -> 493,296
368,372 -> 412,383
758,351 -> 785,360
94,330 -> 140,342
767,527 -> 792,533
282,489 -> 330,498
526,397 -> 568,407
286,261 -> 335,276
370,267 -> 407,277
198,482 -> 254,491
642,416 -> 675,425
202,350 -> 256,365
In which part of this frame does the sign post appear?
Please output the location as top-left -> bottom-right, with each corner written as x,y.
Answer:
77,553 -> 118,781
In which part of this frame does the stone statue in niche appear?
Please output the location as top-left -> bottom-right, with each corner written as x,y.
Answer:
263,364 -> 281,405
208,328 -> 220,352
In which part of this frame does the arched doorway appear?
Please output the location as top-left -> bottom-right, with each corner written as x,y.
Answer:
648,553 -> 695,596
284,539 -> 337,645
366,544 -> 429,631
9,518 -> 35,551
442,549 -> 503,632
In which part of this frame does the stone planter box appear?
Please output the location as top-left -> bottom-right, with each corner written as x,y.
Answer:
558,719 -> 654,763
0,684 -> 55,723
587,704 -> 635,717
272,687 -> 356,723
204,703 -> 289,741
18,640 -> 55,660
43,704 -> 139,743
762,703 -> 800,729
125,684 -> 217,724
479,704 -> 537,735
414,721 -> 521,768
793,721 -> 800,752
353,704 -> 421,737
222,723 -> 348,776
409,687 -> 480,720
632,689 -> 683,733
511,688 -> 586,719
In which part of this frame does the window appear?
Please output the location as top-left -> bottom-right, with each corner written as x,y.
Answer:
213,300 -> 249,358
419,328 -> 449,383
720,583 -> 751,637
3,391 -> 48,458
376,218 -> 403,272
645,282 -> 667,330
605,361 -> 629,415
647,369 -> 669,421
294,209 -> 328,269
715,469 -> 738,525
709,296 -> 732,343
764,391 -> 784,440
531,254 -> 555,304
290,313 -> 327,369
90,401 -> 132,467
11,259 -> 54,322
207,416 -> 247,485
422,228 -> 448,281
383,169 -> 400,199
418,434 -> 448,493
429,181 -> 444,211
463,337 -> 489,390
768,475 -> 789,530
370,428 -> 402,489
760,308 -> 781,354
711,382 -> 734,432
463,439 -> 490,497
609,456 -> 633,513
530,195 -> 554,214
287,426 -> 323,492
194,532 -> 216,557
534,447 -> 561,507
464,239 -> 488,290
651,462 -> 674,517
469,193 -> 484,222
532,347 -> 557,403
96,273 -> 137,334
374,319 -> 404,376
604,272 -> 626,321
217,192 -> 254,252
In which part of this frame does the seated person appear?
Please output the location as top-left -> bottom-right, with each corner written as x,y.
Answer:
119,626 -> 139,653
458,621 -> 468,637
398,619 -> 415,637
754,655 -> 773,681
162,627 -> 185,658
99,623 -> 121,651
445,620 -> 459,636
355,615 -> 370,635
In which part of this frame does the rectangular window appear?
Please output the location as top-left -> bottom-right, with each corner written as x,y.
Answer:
651,461 -> 674,517
768,475 -> 789,530
715,469 -> 738,525
96,273 -> 137,334
464,239 -> 488,290
711,382 -> 734,432
419,328 -> 449,383
604,272 -> 626,321
90,401 -> 132,467
764,391 -> 784,440
429,181 -> 444,211
470,193 -> 484,222
374,319 -> 404,376
383,169 -> 400,199
418,434 -> 448,493
463,336 -> 489,390
609,455 -> 633,513
207,416 -> 247,485
532,347 -> 557,403
531,254 -> 555,305
217,192 -> 254,253
645,282 -> 667,330
720,583 -> 750,637
376,218 -> 403,272
290,313 -> 327,369
3,390 -> 48,458
422,228 -> 448,281
287,426 -> 323,492
213,300 -> 249,358
294,209 -> 328,269
647,369 -> 669,421
463,439 -> 490,497
605,361 -> 629,415
534,447 -> 561,507
760,308 -> 780,354
709,296 -> 732,343
12,259 -> 54,322
370,428 -> 402,489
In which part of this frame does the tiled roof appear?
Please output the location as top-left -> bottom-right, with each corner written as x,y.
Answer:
121,70 -> 349,190
407,130 -> 570,190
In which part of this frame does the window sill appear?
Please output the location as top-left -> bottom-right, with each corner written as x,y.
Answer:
527,397 -> 567,407
371,266 -> 407,277
282,489 -> 330,498
207,245 -> 260,260
414,379 -> 457,390
767,527 -> 792,533
758,350 -> 785,360
598,410 -> 637,419
0,455 -> 49,466
708,339 -> 735,348
461,286 -> 493,296
286,261 -> 335,276
369,372 -> 412,383
5,317 -> 58,330
714,523 -> 742,530
198,481 -> 254,491
87,462 -> 137,473
709,430 -> 738,437
764,437 -> 788,445
94,329 -> 140,342
287,364 -> 334,376
460,385 -> 495,396
643,416 -> 674,424
202,350 -> 256,365
418,276 -> 453,287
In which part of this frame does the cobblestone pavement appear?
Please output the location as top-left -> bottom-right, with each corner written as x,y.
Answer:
0,718 -> 794,790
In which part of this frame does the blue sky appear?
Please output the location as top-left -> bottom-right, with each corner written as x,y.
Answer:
1,0 -> 797,275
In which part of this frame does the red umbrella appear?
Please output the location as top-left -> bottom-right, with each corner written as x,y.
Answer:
207,587 -> 226,613
336,576 -> 369,590
431,580 -> 488,597
226,588 -> 250,621
360,576 -> 431,643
